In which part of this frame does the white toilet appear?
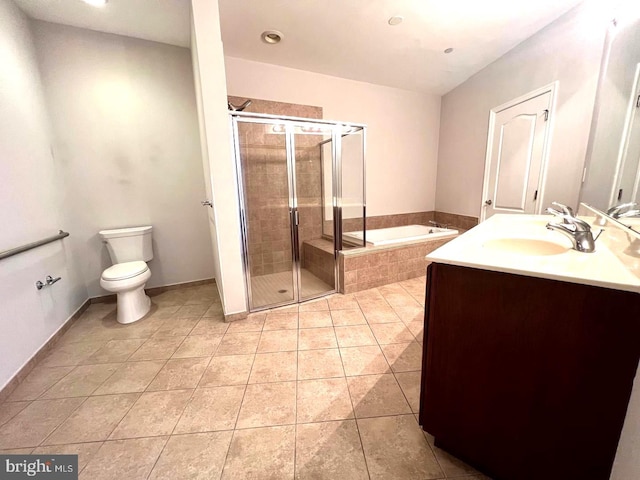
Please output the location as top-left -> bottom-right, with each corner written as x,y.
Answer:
99,226 -> 153,324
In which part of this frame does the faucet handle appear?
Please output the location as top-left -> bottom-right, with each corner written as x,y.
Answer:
607,202 -> 638,217
550,202 -> 574,216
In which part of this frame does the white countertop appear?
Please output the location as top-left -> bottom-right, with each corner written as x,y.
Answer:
426,214 -> 640,294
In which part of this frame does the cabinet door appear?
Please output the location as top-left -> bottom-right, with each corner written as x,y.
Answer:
420,263 -> 640,480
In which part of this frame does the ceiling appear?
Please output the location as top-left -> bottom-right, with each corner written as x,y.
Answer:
14,0 -> 587,95
13,0 -> 191,48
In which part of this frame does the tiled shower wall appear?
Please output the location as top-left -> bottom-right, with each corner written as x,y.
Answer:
231,97 -> 325,276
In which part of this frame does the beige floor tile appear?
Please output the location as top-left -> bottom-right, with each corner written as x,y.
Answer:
347,374 -> 411,418
83,339 -> 146,364
297,349 -> 345,380
263,312 -> 299,330
39,341 -> 106,367
297,377 -> 353,423
128,336 -> 185,361
190,317 -> 229,336
149,431 -> 233,480
44,393 -> 139,445
406,320 -> 424,342
222,425 -> 295,480
0,401 -> 30,427
393,305 -> 424,324
93,360 -> 165,394
79,436 -> 167,480
328,294 -> 359,310
330,309 -> 367,326
175,304 -> 210,318
174,386 -> 245,433
370,323 -> 415,344
144,305 -> 181,320
299,311 -> 333,328
203,303 -> 224,317
226,314 -> 265,333
299,298 -> 329,312
334,325 -> 377,348
354,288 -> 385,301
147,357 -> 210,391
358,415 -> 442,480
32,442 -> 103,473
109,389 -> 192,439
298,327 -> 337,350
0,398 -> 84,449
236,382 -> 296,429
215,332 -> 260,356
295,420 -> 368,480
257,329 -> 298,353
172,334 -> 222,358
361,304 -> 403,324
383,293 -> 421,310
41,364 -> 120,399
340,345 -> 391,376
199,355 -> 254,387
6,366 -> 74,401
152,317 -> 199,337
395,371 -> 421,413
381,342 -> 423,372
432,444 -> 483,478
249,351 -> 297,384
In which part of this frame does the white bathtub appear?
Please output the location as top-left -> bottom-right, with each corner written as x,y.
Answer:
343,224 -> 459,247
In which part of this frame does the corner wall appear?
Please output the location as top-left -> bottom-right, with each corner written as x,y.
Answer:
435,3 -> 607,218
31,21 -> 215,297
0,1 -> 87,391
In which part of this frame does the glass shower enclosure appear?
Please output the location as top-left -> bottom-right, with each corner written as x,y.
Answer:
230,112 -> 366,311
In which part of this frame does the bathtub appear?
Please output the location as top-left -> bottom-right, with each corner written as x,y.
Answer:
343,224 -> 459,246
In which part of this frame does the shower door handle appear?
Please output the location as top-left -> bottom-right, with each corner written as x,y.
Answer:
294,210 -> 299,226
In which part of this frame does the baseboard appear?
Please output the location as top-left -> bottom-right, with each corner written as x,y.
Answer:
224,311 -> 248,323
0,299 -> 91,404
90,277 -> 217,304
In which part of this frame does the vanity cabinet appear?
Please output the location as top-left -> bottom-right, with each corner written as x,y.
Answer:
419,263 -> 640,480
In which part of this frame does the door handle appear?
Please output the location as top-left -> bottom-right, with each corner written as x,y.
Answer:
485,199 -> 493,206
201,200 -> 213,208
294,210 -> 299,226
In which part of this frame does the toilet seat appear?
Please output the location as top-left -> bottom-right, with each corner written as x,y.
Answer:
102,261 -> 149,281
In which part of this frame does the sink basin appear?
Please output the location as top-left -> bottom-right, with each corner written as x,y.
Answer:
483,238 -> 569,256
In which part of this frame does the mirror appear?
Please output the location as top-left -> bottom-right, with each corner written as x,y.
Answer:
581,11 -> 640,229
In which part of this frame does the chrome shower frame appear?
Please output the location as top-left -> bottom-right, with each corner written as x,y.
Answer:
230,111 -> 366,312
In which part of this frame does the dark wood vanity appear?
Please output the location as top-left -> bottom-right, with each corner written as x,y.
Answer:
419,263 -> 640,480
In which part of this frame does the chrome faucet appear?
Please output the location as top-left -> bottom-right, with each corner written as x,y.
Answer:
546,202 -> 575,224
606,202 -> 637,218
546,209 -> 597,253
429,220 -> 450,229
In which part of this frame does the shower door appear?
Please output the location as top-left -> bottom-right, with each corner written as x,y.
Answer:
232,116 -> 345,311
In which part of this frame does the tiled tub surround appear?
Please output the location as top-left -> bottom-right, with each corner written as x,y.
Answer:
0,277 -> 489,480
339,238 -> 456,294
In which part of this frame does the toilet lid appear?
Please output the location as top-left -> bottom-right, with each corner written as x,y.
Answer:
102,261 -> 148,281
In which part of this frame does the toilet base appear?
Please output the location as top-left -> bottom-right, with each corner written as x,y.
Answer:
116,285 -> 151,324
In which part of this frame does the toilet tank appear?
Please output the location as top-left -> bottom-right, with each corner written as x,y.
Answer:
99,226 -> 153,264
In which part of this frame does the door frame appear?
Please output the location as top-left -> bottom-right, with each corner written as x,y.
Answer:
230,112 -> 366,312
480,82 -> 558,222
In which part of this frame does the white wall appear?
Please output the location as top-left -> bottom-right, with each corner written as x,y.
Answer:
436,3 -> 607,218
224,56 -> 442,217
31,21 -> 215,297
0,1 -> 87,390
191,0 -> 247,315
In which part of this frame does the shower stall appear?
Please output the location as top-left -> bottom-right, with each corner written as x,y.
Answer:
230,112 -> 366,311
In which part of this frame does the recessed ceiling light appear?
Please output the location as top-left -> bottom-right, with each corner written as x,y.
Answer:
83,0 -> 108,6
261,30 -> 283,44
388,16 -> 403,26
444,48 -> 454,54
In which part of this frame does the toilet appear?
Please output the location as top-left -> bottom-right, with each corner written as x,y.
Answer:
99,226 -> 153,324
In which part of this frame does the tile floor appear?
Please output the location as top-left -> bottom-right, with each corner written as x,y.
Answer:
0,277 -> 490,480
250,268 -> 333,309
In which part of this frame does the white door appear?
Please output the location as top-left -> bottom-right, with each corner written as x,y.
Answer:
613,63 -> 640,205
481,88 -> 554,220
